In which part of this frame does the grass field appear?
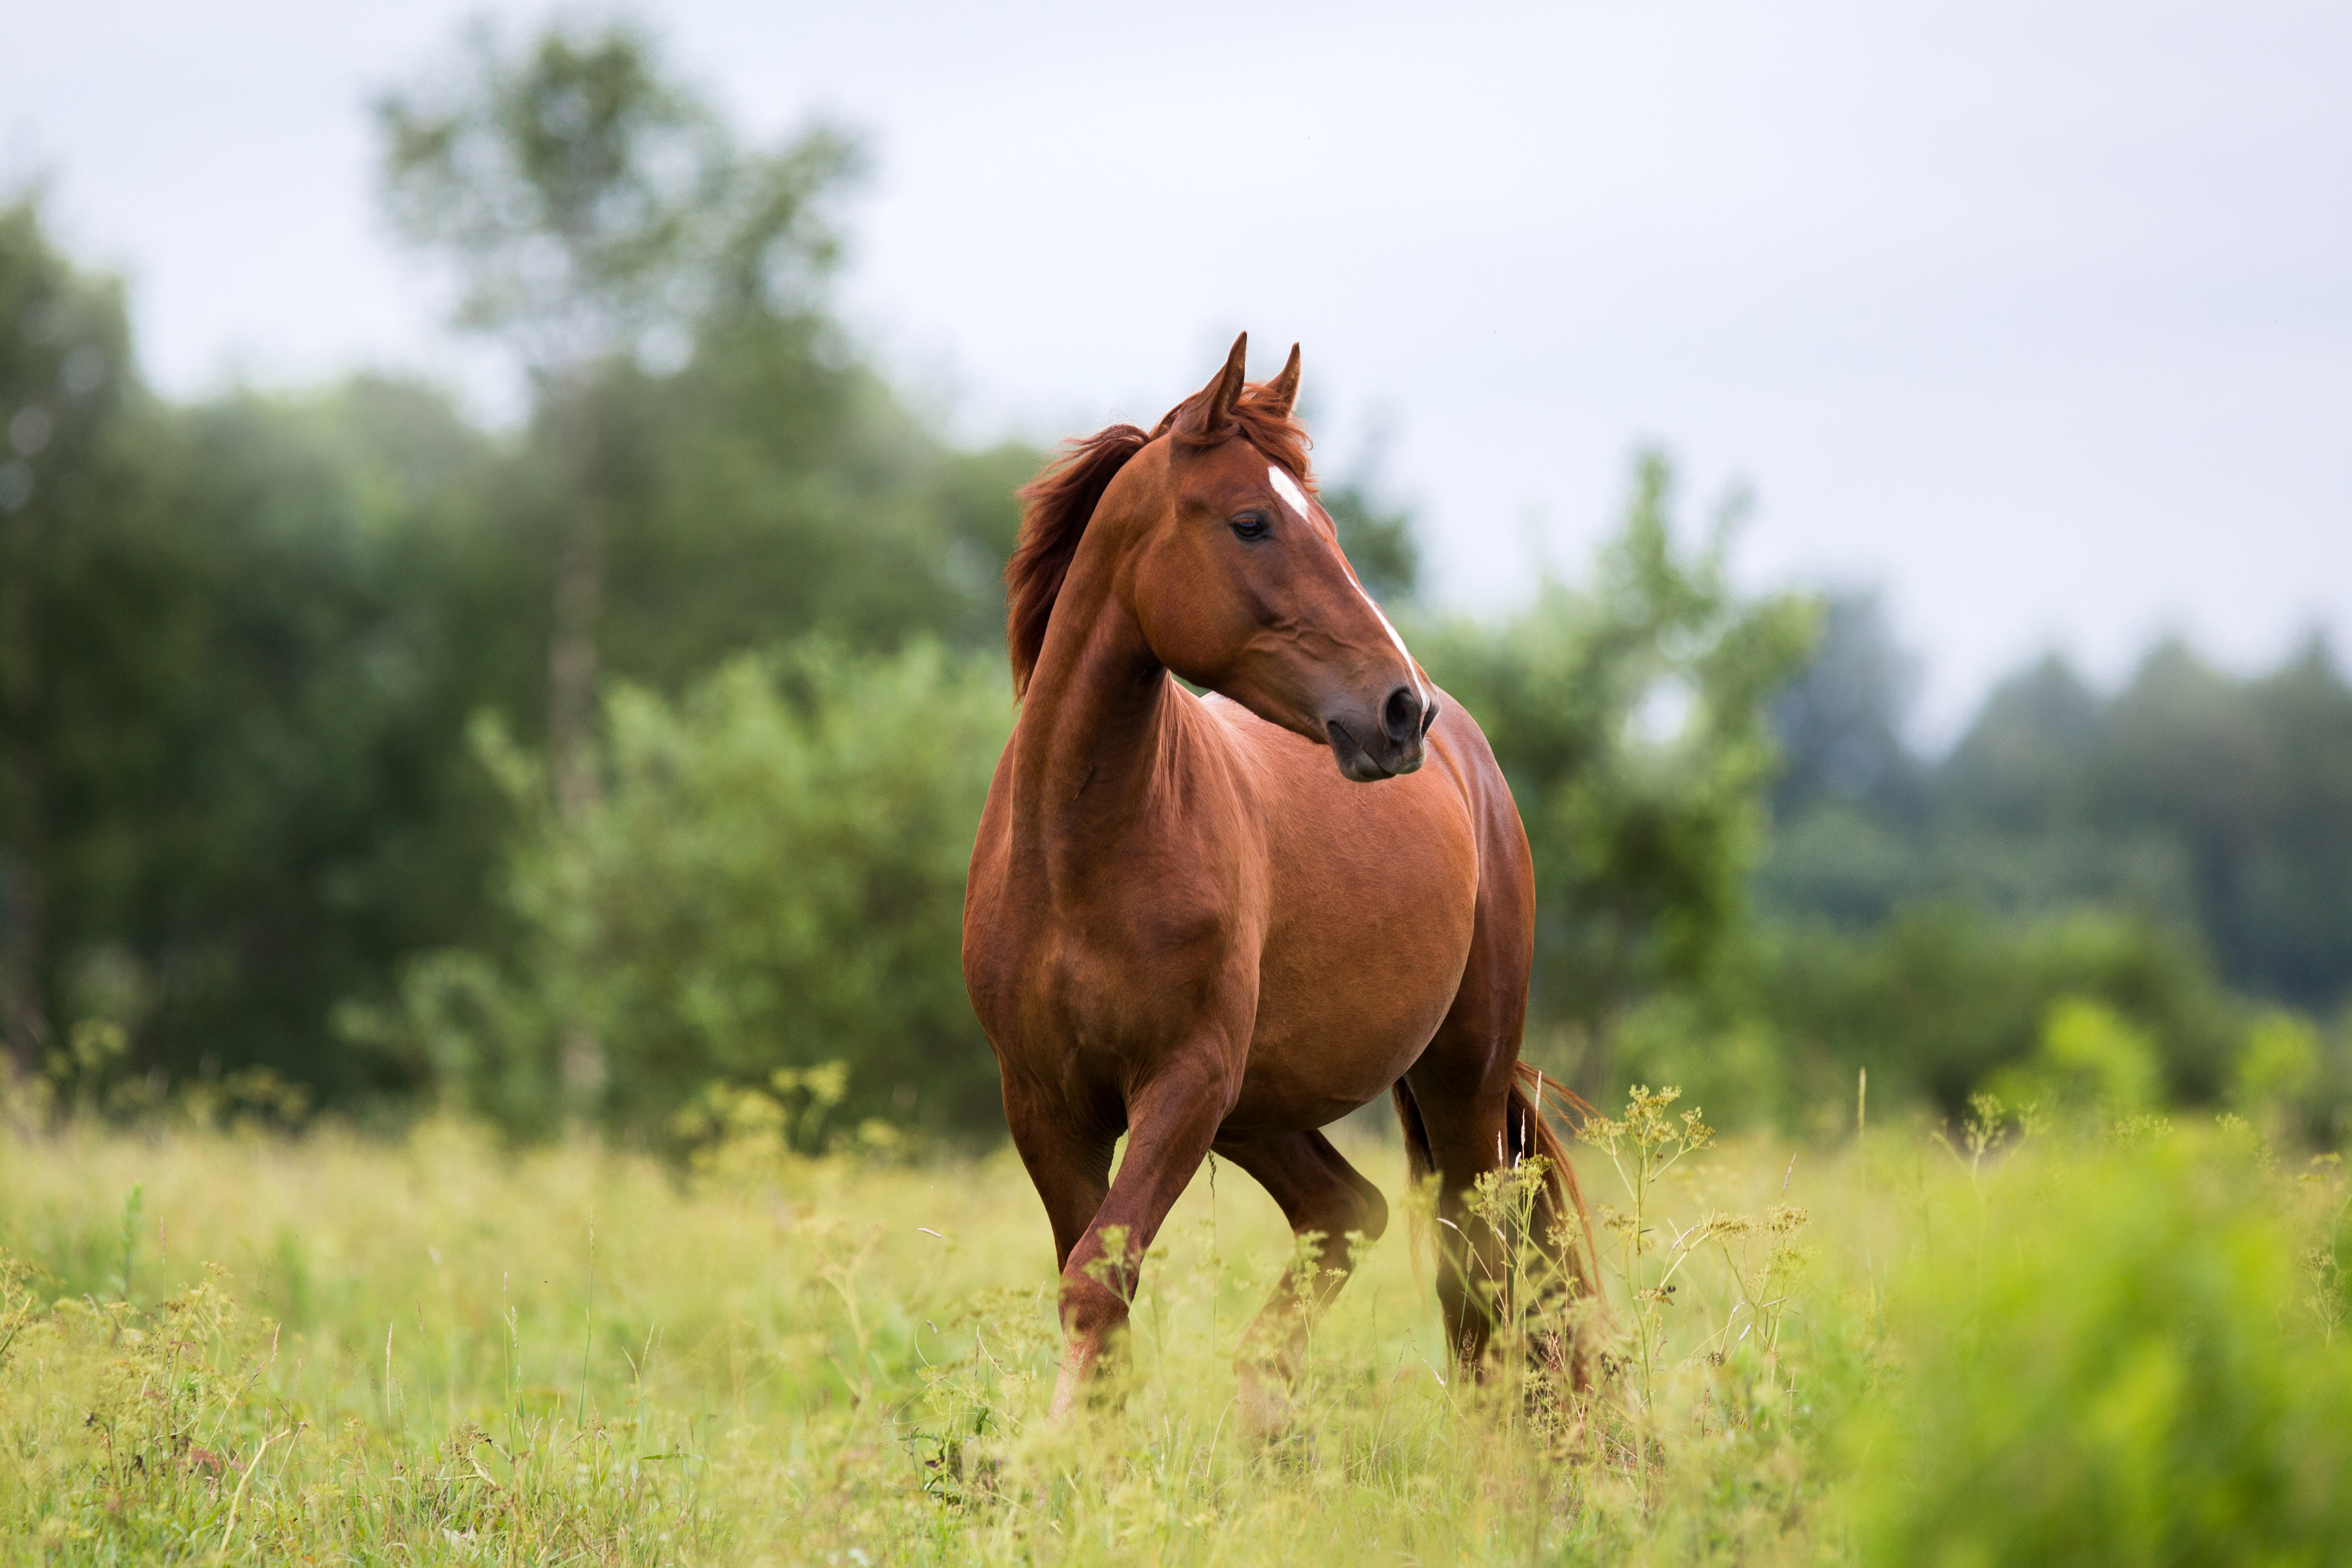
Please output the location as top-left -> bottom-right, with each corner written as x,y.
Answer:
3,1089 -> 2349,1565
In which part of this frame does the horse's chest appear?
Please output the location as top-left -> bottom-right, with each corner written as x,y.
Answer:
968,853 -> 1245,1062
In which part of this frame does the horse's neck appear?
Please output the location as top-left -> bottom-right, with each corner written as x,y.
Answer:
1009,588 -> 1189,858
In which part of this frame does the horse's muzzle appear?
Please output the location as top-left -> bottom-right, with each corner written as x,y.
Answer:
1325,704 -> 1431,781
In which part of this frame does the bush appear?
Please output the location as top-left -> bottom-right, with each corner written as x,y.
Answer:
1715,906 -> 2241,1127
1845,1130 -> 2352,1564
1986,996 -> 2164,1119
358,637 -> 1011,1140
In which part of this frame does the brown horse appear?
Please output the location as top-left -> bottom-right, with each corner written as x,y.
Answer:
962,334 -> 1594,1418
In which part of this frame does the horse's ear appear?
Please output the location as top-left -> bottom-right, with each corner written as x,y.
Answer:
1263,343 -> 1301,418
1180,332 -> 1249,439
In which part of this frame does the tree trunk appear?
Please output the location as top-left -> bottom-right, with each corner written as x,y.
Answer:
546,386 -> 605,827
543,376 -> 609,1113
2,496 -> 46,1081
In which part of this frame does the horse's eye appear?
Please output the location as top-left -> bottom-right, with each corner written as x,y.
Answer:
1230,514 -> 1270,540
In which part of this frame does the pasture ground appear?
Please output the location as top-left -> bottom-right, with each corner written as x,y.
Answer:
3,1092 -> 2349,1565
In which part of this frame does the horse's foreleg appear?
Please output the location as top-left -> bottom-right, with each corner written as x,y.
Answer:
1002,1075 -> 1116,1273
1048,1067 -> 1227,1418
1214,1130 -> 1387,1384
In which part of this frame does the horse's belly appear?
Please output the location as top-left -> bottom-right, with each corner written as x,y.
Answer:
1219,772 -> 1481,1138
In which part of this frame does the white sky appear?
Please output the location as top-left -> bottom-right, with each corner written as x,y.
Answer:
13,1 -> 2350,739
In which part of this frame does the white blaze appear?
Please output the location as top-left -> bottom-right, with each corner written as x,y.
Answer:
1267,464 -> 1312,523
1267,464 -> 1428,706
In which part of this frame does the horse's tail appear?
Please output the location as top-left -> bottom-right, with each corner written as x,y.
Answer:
1509,1062 -> 1602,1306
1392,1076 -> 1437,1194
1390,1064 -> 1603,1305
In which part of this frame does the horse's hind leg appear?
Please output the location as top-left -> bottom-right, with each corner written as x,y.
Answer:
1213,1129 -> 1388,1405
1396,1067 -> 1520,1365
1400,785 -> 1549,1369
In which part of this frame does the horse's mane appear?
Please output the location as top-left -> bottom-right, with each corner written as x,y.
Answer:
1004,379 -> 1314,698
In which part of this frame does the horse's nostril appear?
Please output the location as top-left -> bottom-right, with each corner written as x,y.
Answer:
1382,685 -> 1423,746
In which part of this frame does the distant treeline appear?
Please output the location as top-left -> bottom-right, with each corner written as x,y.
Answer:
0,192 -> 1029,1111
1669,595 -> 2352,1139
4,18 -> 2348,1147
1768,594 -> 2352,1009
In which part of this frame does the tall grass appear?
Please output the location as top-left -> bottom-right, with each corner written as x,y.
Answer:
2,1092 -> 2347,1564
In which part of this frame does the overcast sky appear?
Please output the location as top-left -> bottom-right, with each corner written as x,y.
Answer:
14,1 -> 2350,738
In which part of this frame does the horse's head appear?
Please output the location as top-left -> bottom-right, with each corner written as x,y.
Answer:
1111,335 -> 1435,781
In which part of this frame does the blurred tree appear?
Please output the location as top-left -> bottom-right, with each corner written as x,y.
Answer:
1769,588 -> 1923,824
1319,476 -> 1420,605
1757,626 -> 2352,1022
1750,590 -> 1928,928
352,639 -> 1011,1140
378,18 -> 857,824
122,380 -> 529,1100
1938,653 -> 2105,837
1631,903 -> 2240,1128
0,33 -> 1037,1124
2096,637 -> 2352,1006
379,20 -> 990,1110
1415,451 -> 1818,1101
0,194 -> 137,1079
587,321 -> 1031,685
55,379 -> 522,1103
2,200 -> 522,1103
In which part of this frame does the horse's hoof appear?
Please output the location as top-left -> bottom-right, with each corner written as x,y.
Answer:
1235,1371 -> 1298,1438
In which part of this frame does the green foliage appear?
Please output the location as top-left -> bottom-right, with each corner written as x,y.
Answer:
367,640 -> 1010,1139
1415,451 -> 1818,1095
1738,906 -> 2238,1123
1766,589 -> 1923,830
3,198 -> 523,1101
2,193 -> 143,1078
2,163 -> 1027,1123
584,332 -> 1030,675
1986,997 -> 2165,1119
1763,607 -> 2352,1124
1847,1132 -> 2352,1565
1766,624 -> 2352,1013
2108,641 -> 2352,1005
672,1063 -> 853,1170
16,376 -> 529,1104
1318,474 -> 1421,604
378,18 -> 855,371
2235,1011 -> 2322,1109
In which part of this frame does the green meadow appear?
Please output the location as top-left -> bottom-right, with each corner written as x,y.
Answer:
5,1090 -> 2349,1566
